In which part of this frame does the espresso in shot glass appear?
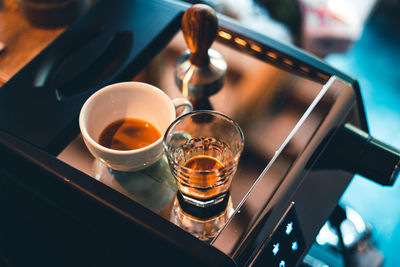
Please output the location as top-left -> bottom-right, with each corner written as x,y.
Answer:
163,111 -> 244,209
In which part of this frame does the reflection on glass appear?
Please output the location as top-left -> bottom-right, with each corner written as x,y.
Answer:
93,155 -> 177,214
171,195 -> 234,242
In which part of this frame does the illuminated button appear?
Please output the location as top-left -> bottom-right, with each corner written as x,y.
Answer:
291,241 -> 298,251
218,31 -> 232,40
279,260 -> 286,267
250,44 -> 262,53
234,37 -> 247,47
272,243 -> 280,256
267,51 -> 277,59
285,222 -> 293,235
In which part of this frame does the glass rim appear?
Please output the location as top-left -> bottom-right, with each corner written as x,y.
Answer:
163,110 -> 244,145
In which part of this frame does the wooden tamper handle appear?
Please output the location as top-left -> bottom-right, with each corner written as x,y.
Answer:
175,4 -> 226,102
181,4 -> 218,66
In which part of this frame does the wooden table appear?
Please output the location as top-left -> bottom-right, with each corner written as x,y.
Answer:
0,0 -> 66,85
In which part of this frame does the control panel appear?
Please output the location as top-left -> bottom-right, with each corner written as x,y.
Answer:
252,203 -> 306,267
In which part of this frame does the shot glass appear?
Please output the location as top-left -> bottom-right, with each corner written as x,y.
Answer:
163,111 -> 244,209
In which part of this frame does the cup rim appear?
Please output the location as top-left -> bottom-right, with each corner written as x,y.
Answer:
79,81 -> 175,155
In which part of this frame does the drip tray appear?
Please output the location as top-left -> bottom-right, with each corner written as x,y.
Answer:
57,135 -> 177,218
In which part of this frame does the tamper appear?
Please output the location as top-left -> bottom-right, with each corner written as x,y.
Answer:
175,4 -> 227,110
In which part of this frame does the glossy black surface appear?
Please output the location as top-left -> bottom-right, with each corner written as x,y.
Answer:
0,0 -> 184,154
0,0 -> 391,266
1,1 -> 236,266
316,123 -> 400,186
0,126 -> 233,267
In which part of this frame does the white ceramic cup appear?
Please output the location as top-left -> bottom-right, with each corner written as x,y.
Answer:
79,82 -> 192,172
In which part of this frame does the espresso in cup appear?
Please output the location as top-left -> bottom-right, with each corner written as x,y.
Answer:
99,118 -> 161,151
79,82 -> 192,172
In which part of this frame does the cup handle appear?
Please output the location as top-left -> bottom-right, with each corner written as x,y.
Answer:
172,98 -> 193,117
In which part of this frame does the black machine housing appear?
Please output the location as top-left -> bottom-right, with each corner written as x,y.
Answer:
0,1 -> 398,266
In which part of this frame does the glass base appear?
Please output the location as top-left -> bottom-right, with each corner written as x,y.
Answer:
177,191 -> 231,219
171,195 -> 234,242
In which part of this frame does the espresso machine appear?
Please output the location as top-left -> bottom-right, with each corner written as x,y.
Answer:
0,0 -> 399,266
